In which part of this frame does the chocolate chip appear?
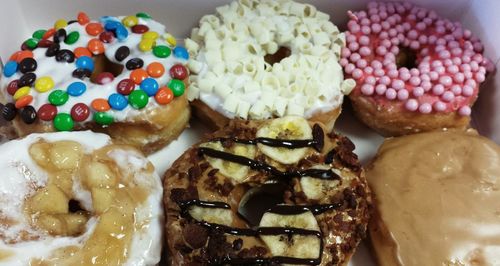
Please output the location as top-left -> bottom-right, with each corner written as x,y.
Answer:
2,103 -> 17,121
170,187 -> 199,204
312,124 -> 325,152
188,165 -> 201,180
115,46 -> 130,62
20,106 -> 37,124
56,49 -> 75,63
72,68 -> 92,80
19,58 -> 37,73
53,28 -> 66,43
182,224 -> 208,249
232,238 -> 243,251
18,73 -> 37,87
45,43 -> 60,57
125,58 -> 143,70
207,169 -> 219,178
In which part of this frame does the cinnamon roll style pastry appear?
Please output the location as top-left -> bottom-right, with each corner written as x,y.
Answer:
164,116 -> 371,265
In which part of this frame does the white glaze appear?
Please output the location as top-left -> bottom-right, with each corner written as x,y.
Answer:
0,131 -> 163,266
186,0 -> 354,119
0,15 -> 187,124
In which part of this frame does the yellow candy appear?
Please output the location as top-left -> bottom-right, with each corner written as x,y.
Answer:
35,77 -> 55,93
142,31 -> 159,40
165,33 -> 177,46
122,15 -> 138,27
13,86 -> 31,100
54,19 -> 68,30
139,39 -> 155,52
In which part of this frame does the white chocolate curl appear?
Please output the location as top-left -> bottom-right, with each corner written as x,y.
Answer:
188,0 -> 348,119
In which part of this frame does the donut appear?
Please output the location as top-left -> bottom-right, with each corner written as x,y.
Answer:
0,12 -> 190,154
366,129 -> 500,265
341,2 -> 494,136
163,116 -> 371,265
0,131 -> 163,265
185,0 -> 355,130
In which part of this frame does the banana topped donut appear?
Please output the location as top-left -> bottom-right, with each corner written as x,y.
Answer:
0,131 -> 163,265
164,116 -> 371,265
367,129 -> 500,265
185,0 -> 355,130
0,12 -> 190,154
341,2 -> 494,136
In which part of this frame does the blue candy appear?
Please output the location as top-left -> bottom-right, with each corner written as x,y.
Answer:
108,93 -> 128,110
99,16 -> 119,24
173,46 -> 189,60
75,56 -> 94,72
140,78 -> 159,96
115,25 -> 129,41
104,21 -> 121,31
3,61 -> 18,77
67,82 -> 86,96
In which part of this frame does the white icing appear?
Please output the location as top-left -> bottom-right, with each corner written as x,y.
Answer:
187,0 -> 350,119
0,15 -> 187,124
0,131 -> 163,266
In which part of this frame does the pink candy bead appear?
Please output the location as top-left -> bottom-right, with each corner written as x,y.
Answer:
433,101 -> 447,112
385,88 -> 397,100
458,106 -> 471,116
365,76 -> 376,85
345,64 -> 356,74
432,84 -> 445,95
391,79 -> 405,90
451,85 -> 462,95
352,68 -> 364,79
376,84 -> 387,95
361,84 -> 375,95
419,103 -> 432,114
409,76 -> 421,86
441,91 -> 455,102
462,85 -> 474,96
397,89 -> 409,100
413,86 -> 424,97
405,99 -> 419,111
439,76 -> 453,87
379,76 -> 391,85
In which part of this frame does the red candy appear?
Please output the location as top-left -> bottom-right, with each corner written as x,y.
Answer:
7,80 -> 19,95
116,79 -> 135,95
77,12 -> 90,25
95,72 -> 115,85
38,39 -> 54,48
99,31 -> 115,43
169,64 -> 188,80
131,25 -> 149,34
38,104 -> 58,121
71,103 -> 90,122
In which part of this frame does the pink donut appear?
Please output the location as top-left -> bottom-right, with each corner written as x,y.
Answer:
342,1 -> 493,136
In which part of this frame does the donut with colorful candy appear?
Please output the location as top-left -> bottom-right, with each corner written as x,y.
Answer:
0,12 -> 190,154
341,1 -> 494,136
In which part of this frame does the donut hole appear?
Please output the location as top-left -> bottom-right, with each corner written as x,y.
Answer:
264,46 -> 291,66
237,181 -> 288,227
90,54 -> 124,84
396,46 -> 418,69
68,199 -> 86,213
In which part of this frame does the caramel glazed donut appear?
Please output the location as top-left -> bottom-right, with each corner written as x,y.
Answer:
0,131 -> 163,265
164,116 -> 371,265
185,0 -> 355,130
341,2 -> 494,136
0,12 -> 191,154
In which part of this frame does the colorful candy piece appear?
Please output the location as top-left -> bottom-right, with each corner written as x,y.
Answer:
20,106 -> 37,124
48,90 -> 69,106
18,73 -> 37,88
147,62 -> 165,78
53,113 -> 74,131
71,103 -> 90,122
122,16 -> 138,27
13,86 -> 31,100
115,25 -> 129,41
3,61 -> 18,77
116,79 -> 135,95
24,38 -> 38,49
115,46 -> 130,61
139,39 -> 155,52
153,45 -> 171,58
99,31 -> 114,43
87,39 -> 105,55
86,23 -> 104,36
65,31 -> 80,45
54,19 -> 68,30
169,64 -> 188,80
55,49 -> 75,63
155,87 -> 174,105
15,95 -> 34,109
108,93 -> 128,110
38,104 -> 58,121
91,98 -> 111,112
131,25 -> 149,34
168,79 -> 185,96
7,80 -> 19,95
140,78 -> 159,96
77,12 -> 90,25
173,46 -> 189,60
1,103 -> 17,121
19,58 -> 37,73
32,29 -> 47,40
67,82 -> 87,96
126,58 -> 144,70
95,72 -> 115,85
74,47 -> 93,58
130,69 -> 148,84
136,12 -> 152,19
128,90 -> 149,109
34,76 -> 55,92
93,112 -> 114,125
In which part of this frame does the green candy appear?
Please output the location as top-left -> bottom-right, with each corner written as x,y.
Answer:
32,29 -> 47,40
153,45 -> 171,58
48,90 -> 69,106
65,31 -> 80,45
168,79 -> 185,97
128,90 -> 149,109
53,113 -> 74,131
136,12 -> 152,19
25,38 -> 38,49
93,112 -> 114,125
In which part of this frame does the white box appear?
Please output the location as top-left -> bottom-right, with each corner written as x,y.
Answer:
1,0 -> 499,265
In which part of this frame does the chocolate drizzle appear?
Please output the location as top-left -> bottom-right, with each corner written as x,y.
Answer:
198,147 -> 340,180
211,123 -> 325,152
267,202 -> 344,215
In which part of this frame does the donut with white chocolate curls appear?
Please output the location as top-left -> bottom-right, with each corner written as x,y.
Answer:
341,1 -> 494,136
186,0 -> 354,130
164,116 -> 371,265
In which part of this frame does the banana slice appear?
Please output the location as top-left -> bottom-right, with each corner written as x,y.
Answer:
259,208 -> 321,260
200,141 -> 256,182
189,206 -> 233,226
300,164 -> 342,200
256,116 -> 312,164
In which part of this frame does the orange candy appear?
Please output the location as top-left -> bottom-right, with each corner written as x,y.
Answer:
42,28 -> 56,40
10,50 -> 34,62
85,23 -> 104,36
146,62 -> 165,78
15,95 -> 33,109
77,12 -> 90,25
87,39 -> 105,55
155,87 -> 174,105
74,47 -> 92,58
130,69 -> 149,84
91,98 -> 111,112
